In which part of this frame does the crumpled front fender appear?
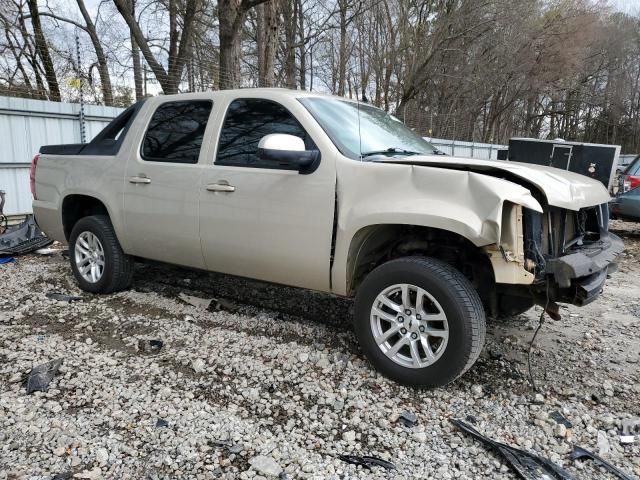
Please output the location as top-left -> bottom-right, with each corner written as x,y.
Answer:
331,161 -> 542,294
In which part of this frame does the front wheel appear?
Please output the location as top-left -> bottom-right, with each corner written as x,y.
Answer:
354,257 -> 485,387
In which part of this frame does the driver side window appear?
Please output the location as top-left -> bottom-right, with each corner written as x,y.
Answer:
216,98 -> 316,168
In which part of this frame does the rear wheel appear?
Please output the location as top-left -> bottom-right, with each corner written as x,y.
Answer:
354,256 -> 485,387
69,215 -> 134,293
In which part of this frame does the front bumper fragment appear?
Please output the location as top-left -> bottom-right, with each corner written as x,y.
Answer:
545,231 -> 624,306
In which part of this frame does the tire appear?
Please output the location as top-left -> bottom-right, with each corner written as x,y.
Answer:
69,215 -> 134,294
354,256 -> 485,388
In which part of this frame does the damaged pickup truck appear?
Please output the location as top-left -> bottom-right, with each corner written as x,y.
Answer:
31,89 -> 623,387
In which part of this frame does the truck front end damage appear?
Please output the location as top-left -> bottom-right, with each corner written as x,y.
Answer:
489,200 -> 623,315
524,203 -> 623,307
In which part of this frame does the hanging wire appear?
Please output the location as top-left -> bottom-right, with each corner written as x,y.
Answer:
528,279 -> 550,392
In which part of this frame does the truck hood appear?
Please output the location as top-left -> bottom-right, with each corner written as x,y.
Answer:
378,155 -> 611,211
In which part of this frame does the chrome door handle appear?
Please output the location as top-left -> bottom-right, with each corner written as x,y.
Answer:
128,176 -> 151,184
206,183 -> 235,192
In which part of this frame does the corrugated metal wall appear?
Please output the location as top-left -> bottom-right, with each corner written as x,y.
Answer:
0,96 -> 123,215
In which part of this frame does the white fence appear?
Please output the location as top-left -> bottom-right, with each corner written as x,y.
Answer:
0,96 -> 123,215
424,137 -> 507,160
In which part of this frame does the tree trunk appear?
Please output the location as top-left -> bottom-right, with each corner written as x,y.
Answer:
27,0 -> 60,101
218,0 -> 244,89
337,0 -> 347,96
297,0 -> 305,89
129,0 -> 143,100
283,0 -> 296,88
76,0 -> 113,105
257,0 -> 279,87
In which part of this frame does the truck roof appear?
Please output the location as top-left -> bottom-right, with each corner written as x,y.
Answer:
149,88 -> 355,103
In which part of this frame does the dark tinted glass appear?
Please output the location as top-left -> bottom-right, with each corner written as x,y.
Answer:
142,101 -> 212,163
216,99 -> 315,167
625,155 -> 640,175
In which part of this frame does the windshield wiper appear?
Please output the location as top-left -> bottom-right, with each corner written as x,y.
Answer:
360,147 -> 422,158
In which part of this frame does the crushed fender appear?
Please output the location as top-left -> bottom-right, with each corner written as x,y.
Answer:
25,358 -> 63,394
451,419 -> 575,479
337,454 -> 396,471
570,446 -> 637,480
0,215 -> 52,255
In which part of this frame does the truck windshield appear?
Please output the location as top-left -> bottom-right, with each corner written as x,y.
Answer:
300,97 -> 436,160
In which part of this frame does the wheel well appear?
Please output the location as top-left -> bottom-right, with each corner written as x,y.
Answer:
347,224 -> 495,307
61,195 -> 109,240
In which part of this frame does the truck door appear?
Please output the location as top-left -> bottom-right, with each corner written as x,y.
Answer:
123,99 -> 213,268
198,98 -> 336,292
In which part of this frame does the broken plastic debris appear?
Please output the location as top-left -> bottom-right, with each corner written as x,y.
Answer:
25,358 -> 63,394
178,292 -> 236,311
451,419 -> 575,480
550,411 -> 573,429
51,473 -> 72,480
337,454 -> 396,471
35,247 -> 60,255
46,292 -> 82,303
178,293 -> 212,310
0,215 -> 52,255
138,339 -> 163,354
398,411 -> 418,428
228,444 -> 243,454
570,446 -> 636,480
0,257 -> 15,264
155,418 -> 169,428
621,418 -> 640,444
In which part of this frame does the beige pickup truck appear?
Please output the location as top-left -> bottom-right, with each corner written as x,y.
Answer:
31,89 -> 622,387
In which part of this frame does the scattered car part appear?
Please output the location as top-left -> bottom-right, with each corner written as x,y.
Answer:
51,473 -> 72,480
620,418 -> 640,444
46,292 -> 83,303
397,411 -> 418,428
178,292 -> 235,312
0,257 -> 15,264
550,411 -> 573,429
178,293 -> 212,310
337,454 -> 396,471
155,418 -> 169,428
451,419 -> 576,480
570,446 -> 637,480
465,415 -> 479,424
25,358 -> 63,394
0,215 -> 52,255
139,339 -> 163,354
0,190 -> 6,234
35,247 -> 60,255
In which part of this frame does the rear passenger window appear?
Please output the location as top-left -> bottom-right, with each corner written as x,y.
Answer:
626,156 -> 640,175
142,101 -> 212,163
216,99 -> 315,167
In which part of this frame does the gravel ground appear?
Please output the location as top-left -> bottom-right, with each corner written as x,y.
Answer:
1,220 -> 639,480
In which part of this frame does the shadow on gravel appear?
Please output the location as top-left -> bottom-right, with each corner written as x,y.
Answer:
132,260 -> 354,331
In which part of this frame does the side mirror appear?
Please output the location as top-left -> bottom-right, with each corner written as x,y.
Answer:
257,134 -> 320,174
